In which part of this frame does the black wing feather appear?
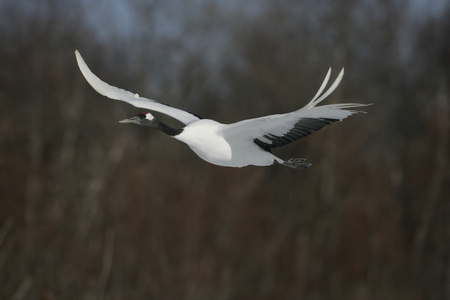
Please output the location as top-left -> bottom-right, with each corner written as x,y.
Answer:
254,117 -> 339,151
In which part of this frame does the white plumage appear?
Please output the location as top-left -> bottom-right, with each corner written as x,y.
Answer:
75,50 -> 369,169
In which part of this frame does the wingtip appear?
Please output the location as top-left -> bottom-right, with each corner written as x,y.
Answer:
75,49 -> 83,64
327,67 -> 344,76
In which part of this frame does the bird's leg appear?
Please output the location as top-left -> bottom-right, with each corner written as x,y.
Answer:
276,158 -> 311,169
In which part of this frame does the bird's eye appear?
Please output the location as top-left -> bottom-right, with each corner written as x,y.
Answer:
137,113 -> 147,119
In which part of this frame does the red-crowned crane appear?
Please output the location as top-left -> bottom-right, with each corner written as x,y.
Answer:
75,50 -> 369,169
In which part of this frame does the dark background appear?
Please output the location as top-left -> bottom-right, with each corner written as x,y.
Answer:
1,0 -> 449,299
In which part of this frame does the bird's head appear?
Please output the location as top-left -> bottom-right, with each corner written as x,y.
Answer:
119,112 -> 157,127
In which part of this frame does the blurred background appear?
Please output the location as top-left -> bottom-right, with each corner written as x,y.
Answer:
0,0 -> 449,299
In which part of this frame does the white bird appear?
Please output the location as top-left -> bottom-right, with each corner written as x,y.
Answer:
75,50 -> 369,169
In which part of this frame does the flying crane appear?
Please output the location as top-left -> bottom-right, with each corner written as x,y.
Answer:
75,50 -> 368,169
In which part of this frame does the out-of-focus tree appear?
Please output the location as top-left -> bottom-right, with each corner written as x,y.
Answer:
0,0 -> 448,299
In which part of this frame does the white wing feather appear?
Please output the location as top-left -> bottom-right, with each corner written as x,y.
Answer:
308,68 -> 331,105
305,68 -> 344,108
75,50 -> 200,125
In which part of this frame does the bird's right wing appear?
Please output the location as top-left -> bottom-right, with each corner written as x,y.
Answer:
223,69 -> 370,151
75,50 -> 200,125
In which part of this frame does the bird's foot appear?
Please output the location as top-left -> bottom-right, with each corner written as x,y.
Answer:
282,158 -> 311,169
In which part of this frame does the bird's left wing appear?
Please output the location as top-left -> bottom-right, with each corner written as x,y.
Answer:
223,69 -> 369,151
75,50 -> 200,125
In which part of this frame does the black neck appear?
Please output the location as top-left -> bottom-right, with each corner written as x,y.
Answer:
141,118 -> 183,136
155,120 -> 184,136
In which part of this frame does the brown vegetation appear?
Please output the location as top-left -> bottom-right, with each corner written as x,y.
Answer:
0,0 -> 449,299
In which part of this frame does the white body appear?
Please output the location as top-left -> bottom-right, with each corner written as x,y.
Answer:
177,120 -> 279,167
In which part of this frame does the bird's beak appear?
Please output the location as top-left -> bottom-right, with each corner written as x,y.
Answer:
119,118 -> 135,124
